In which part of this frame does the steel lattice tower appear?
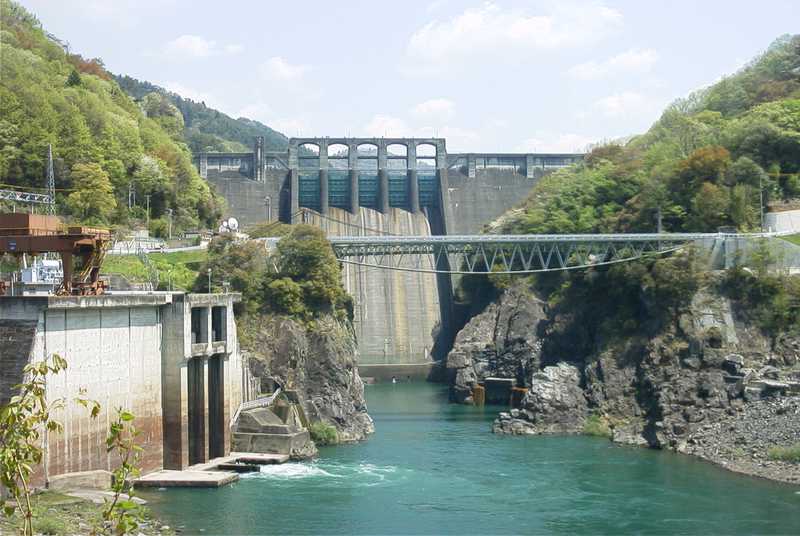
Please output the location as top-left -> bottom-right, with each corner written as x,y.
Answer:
46,144 -> 55,215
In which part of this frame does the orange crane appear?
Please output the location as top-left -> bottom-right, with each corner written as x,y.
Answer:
0,213 -> 111,295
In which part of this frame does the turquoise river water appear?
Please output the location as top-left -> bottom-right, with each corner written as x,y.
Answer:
141,382 -> 800,535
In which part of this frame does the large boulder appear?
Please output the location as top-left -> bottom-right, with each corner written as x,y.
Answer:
245,314 -> 374,442
494,363 -> 588,434
447,283 -> 546,403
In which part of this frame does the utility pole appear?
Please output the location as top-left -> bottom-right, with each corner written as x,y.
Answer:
145,194 -> 151,230
657,206 -> 663,234
207,268 -> 212,294
128,182 -> 134,209
166,208 -> 173,239
265,196 -> 271,221
759,174 -> 765,232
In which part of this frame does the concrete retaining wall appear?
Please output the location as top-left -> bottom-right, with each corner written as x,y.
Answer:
0,292 -> 250,487
765,210 -> 800,234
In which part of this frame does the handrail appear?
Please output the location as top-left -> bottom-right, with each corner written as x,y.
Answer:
229,388 -> 282,429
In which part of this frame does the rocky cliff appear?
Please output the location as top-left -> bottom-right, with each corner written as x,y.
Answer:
243,314 -> 374,443
447,285 -> 546,403
448,279 -> 800,484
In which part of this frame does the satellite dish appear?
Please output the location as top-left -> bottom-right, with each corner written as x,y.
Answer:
227,217 -> 239,231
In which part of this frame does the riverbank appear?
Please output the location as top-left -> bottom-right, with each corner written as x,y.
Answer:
452,274 -> 800,487
141,383 -> 800,535
0,491 -> 174,535
679,395 -> 800,484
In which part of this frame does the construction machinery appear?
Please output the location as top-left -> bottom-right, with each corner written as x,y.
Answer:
0,213 -> 111,295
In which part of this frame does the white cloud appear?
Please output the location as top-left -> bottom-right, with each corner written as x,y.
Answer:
405,2 -> 622,73
594,91 -> 651,117
412,98 -> 456,121
517,133 -> 597,153
161,81 -> 217,107
259,57 -> 311,82
568,48 -> 658,80
363,115 -> 414,137
161,34 -> 242,59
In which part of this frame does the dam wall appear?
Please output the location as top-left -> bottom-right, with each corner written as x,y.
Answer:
302,207 -> 440,365
446,167 -> 556,234
203,137 -> 583,366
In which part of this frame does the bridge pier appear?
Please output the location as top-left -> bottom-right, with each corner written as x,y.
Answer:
199,154 -> 208,179
319,169 -> 329,215
290,169 -> 299,223
349,169 -> 359,214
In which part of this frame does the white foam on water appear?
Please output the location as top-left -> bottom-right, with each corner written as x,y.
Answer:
243,461 -> 403,486
245,463 -> 336,480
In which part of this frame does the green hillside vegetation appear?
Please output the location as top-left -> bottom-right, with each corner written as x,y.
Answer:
115,75 -> 288,154
460,35 -> 800,342
102,249 -> 207,290
499,35 -> 800,236
193,227 -> 352,325
0,0 -> 222,231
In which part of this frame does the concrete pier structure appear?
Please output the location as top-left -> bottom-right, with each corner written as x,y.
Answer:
0,292 -> 252,486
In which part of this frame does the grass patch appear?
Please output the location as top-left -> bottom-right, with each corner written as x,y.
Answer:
767,443 -> 800,462
0,491 -> 172,535
781,234 -> 800,247
102,249 -> 207,290
309,421 -> 339,446
583,414 -> 612,439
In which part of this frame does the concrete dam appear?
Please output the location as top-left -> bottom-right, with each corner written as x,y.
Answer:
197,137 -> 583,372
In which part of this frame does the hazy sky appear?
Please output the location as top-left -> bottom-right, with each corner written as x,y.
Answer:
19,0 -> 800,152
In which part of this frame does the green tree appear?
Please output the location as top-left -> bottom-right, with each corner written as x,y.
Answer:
729,184 -> 758,230
65,69 -> 81,87
260,226 -> 352,320
194,235 -> 267,313
690,182 -> 730,230
66,162 -> 116,223
727,156 -> 768,188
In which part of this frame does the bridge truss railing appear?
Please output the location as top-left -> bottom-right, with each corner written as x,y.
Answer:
0,188 -> 53,205
327,233 -> 787,274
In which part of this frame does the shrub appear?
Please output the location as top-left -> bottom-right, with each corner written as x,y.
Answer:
309,422 -> 338,446
583,414 -> 612,438
32,516 -> 67,535
767,443 -> 800,462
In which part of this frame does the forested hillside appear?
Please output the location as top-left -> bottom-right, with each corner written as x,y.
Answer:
0,0 -> 221,232
497,35 -> 800,236
115,75 -> 287,154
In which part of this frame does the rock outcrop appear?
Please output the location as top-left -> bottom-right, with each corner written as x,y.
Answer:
244,314 -> 374,443
446,284 -> 546,403
493,363 -> 588,435
452,278 -> 800,483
